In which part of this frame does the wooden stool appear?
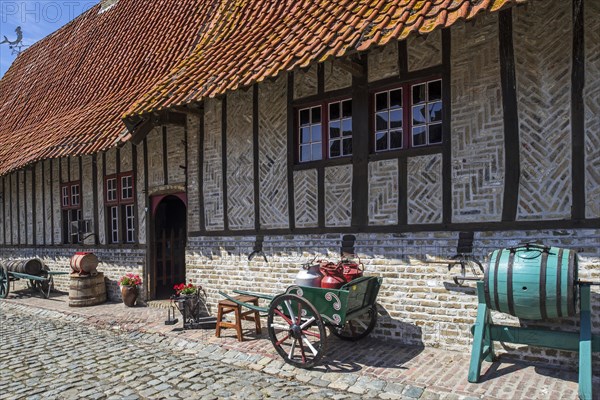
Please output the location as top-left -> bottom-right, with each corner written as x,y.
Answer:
215,295 -> 262,342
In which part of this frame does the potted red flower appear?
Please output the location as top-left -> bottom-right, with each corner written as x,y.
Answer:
119,273 -> 142,307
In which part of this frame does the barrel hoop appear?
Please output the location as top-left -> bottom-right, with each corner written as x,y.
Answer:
539,249 -> 549,320
484,252 -> 492,309
556,248 -> 563,317
567,250 -> 576,316
507,249 -> 516,316
493,249 -> 502,312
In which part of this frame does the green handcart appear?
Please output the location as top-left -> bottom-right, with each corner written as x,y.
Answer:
220,275 -> 382,368
0,262 -> 67,299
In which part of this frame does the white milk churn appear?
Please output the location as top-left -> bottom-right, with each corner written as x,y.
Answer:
294,262 -> 323,287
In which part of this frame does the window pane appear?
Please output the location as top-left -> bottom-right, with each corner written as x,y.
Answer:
329,121 -> 340,138
311,124 -> 322,142
311,143 -> 322,160
311,106 -> 321,123
342,118 -> 352,137
300,109 -> 310,125
375,92 -> 388,111
389,109 -> 402,129
429,123 -> 442,144
390,89 -> 402,108
390,130 -> 403,149
329,140 -> 341,158
412,105 -> 426,125
329,102 -> 340,120
375,111 -> 388,131
412,84 -> 426,104
375,131 -> 388,151
300,127 -> 310,143
428,101 -> 443,122
428,80 -> 442,101
342,100 -> 352,118
342,138 -> 352,156
300,145 -> 311,162
412,126 -> 427,146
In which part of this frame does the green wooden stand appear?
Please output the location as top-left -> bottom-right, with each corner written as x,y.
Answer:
469,281 -> 599,400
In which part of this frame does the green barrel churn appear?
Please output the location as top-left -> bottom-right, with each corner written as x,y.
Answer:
484,244 -> 578,320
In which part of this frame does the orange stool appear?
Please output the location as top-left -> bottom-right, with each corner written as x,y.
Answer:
215,295 -> 262,342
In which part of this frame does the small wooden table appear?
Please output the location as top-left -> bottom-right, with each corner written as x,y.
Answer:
215,294 -> 262,342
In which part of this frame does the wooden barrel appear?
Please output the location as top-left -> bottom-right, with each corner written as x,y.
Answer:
69,273 -> 106,307
484,245 -> 578,320
70,252 -> 99,275
4,259 -> 43,276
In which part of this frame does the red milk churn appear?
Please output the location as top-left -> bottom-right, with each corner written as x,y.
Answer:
339,259 -> 364,283
320,262 -> 345,289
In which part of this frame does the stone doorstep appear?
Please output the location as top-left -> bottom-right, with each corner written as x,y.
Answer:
1,290 -> 594,400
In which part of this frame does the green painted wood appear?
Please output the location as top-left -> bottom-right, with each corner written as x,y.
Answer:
9,271 -> 47,281
286,276 -> 382,326
487,326 -> 600,353
232,289 -> 276,301
218,291 -> 269,313
485,245 -> 577,320
471,282 -> 597,400
578,284 -> 592,400
468,281 -> 492,383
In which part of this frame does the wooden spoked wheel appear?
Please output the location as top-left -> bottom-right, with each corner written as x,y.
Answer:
0,265 -> 9,299
331,304 -> 377,341
267,294 -> 326,368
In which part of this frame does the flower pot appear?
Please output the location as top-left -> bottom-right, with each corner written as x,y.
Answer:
121,285 -> 138,307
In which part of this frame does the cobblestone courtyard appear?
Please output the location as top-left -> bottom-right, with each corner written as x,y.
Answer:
0,289 -> 598,400
0,305 -> 359,400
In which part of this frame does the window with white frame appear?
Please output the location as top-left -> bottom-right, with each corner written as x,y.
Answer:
105,172 -> 135,244
373,78 -> 443,152
297,99 -> 352,163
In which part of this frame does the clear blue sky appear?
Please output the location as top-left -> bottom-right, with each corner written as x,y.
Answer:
1,1 -> 98,77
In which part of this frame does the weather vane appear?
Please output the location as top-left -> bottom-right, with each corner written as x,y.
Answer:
0,26 -> 28,55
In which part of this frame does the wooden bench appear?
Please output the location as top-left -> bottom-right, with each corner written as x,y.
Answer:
215,294 -> 262,341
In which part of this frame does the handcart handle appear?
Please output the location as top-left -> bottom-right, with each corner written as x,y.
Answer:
218,291 -> 269,314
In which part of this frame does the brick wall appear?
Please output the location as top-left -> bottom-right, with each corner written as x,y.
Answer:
0,246 -> 145,302
186,229 -> 600,367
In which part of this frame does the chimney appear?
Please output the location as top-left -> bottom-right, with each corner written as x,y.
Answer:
99,0 -> 118,13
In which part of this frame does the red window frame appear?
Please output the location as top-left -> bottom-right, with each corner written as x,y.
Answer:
61,181 -> 81,244
295,97 -> 353,164
370,76 -> 443,153
104,172 -> 135,244
60,181 -> 81,210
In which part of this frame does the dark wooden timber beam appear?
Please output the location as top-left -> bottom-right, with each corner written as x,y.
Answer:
333,58 -> 366,78
126,111 -> 188,145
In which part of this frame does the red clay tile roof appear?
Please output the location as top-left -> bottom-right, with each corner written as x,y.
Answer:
0,0 -> 210,175
127,0 -> 526,117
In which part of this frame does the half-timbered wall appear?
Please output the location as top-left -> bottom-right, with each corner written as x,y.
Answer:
515,1 -> 572,221
185,2 -> 599,366
0,0 -> 598,366
585,0 -> 600,218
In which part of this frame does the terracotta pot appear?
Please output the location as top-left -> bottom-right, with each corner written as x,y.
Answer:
121,285 -> 138,307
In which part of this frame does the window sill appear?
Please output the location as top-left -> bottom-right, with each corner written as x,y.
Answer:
368,145 -> 443,161
293,156 -> 353,171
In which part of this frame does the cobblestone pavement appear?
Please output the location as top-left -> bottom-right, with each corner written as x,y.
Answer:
0,305 -> 364,400
2,287 -> 598,400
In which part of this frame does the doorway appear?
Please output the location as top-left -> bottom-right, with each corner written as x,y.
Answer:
152,194 -> 187,299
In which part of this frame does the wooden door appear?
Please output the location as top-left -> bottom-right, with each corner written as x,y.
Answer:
152,195 -> 187,299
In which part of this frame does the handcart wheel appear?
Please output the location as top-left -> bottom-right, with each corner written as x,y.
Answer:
450,254 -> 484,286
39,268 -> 52,299
331,304 -> 378,341
267,293 -> 326,368
0,265 -> 9,299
